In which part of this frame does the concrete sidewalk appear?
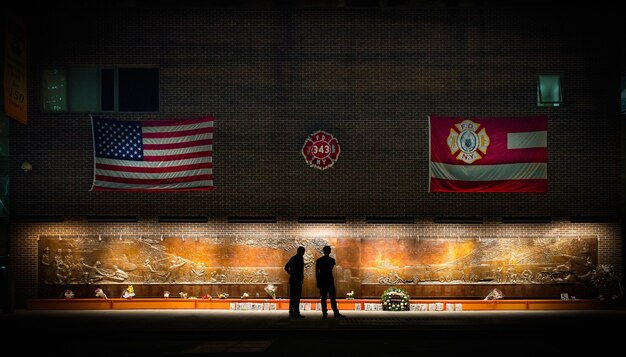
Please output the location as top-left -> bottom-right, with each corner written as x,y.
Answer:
3,309 -> 625,356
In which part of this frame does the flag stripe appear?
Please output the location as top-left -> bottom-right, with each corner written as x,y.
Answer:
143,134 -> 212,145
430,162 -> 547,181
142,120 -> 213,133
142,127 -> 212,139
430,177 -> 547,192
507,131 -> 547,149
142,117 -> 213,127
95,156 -> 212,167
96,168 -> 212,179
143,139 -> 212,150
432,147 -> 546,165
95,174 -> 213,185
91,116 -> 214,191
92,180 -> 213,190
144,145 -> 212,156
143,151 -> 212,162
96,162 -> 212,173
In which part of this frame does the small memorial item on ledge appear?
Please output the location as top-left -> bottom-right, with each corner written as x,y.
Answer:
202,293 -> 212,299
346,291 -> 354,299
264,284 -> 277,299
179,292 -> 188,299
560,293 -> 569,300
163,290 -> 170,299
122,285 -> 135,299
95,288 -> 108,299
241,292 -> 249,299
64,290 -> 75,299
483,288 -> 503,301
218,293 -> 229,299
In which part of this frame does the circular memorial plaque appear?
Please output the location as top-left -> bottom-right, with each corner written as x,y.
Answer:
301,130 -> 341,170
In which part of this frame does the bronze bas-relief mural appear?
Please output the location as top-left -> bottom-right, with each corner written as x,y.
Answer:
355,237 -> 597,285
39,236 -> 326,286
39,236 -> 598,292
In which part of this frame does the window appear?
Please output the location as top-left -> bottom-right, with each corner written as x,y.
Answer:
620,76 -> 626,114
42,69 -> 68,112
537,75 -> 562,107
41,67 -> 159,113
119,68 -> 159,112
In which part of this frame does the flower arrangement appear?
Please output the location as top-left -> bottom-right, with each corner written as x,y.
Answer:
218,293 -> 229,299
163,291 -> 170,299
202,293 -> 212,299
264,284 -> 277,299
64,290 -> 75,299
122,285 -> 135,299
95,288 -> 108,299
483,288 -> 504,301
346,291 -> 354,300
591,264 -> 623,298
241,292 -> 249,299
381,287 -> 409,311
179,292 -> 188,299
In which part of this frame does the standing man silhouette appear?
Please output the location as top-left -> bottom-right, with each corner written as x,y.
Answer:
284,246 -> 306,318
316,245 -> 345,320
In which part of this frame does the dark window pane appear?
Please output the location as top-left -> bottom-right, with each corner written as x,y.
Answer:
68,67 -> 99,112
118,68 -> 159,112
101,69 -> 114,111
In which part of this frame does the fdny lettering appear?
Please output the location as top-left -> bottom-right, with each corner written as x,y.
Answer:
458,122 -> 475,131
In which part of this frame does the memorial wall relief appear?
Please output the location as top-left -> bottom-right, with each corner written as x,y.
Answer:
38,235 -> 599,298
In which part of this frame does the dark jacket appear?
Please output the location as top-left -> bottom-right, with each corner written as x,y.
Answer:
315,255 -> 335,289
284,254 -> 304,283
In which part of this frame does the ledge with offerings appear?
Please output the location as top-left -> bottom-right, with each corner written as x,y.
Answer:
26,298 -> 612,311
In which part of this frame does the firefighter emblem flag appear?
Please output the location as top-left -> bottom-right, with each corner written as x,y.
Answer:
429,115 -> 547,193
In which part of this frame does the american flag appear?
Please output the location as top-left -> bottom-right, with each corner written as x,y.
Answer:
91,116 -> 214,191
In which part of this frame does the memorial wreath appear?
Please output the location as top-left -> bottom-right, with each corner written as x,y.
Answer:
381,287 -> 410,311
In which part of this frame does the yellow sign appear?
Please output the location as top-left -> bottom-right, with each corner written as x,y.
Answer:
4,14 -> 27,124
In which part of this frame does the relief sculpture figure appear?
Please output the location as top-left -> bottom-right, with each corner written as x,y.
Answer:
143,259 -> 166,283
164,256 -> 188,283
41,247 -> 53,284
190,262 -> 207,282
107,265 -> 129,282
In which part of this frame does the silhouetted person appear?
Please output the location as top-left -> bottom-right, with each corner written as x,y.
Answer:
284,246 -> 306,318
316,246 -> 345,320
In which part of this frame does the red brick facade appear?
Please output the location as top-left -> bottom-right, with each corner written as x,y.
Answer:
9,7 -> 622,304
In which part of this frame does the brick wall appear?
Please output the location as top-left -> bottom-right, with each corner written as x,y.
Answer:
8,7 -> 622,304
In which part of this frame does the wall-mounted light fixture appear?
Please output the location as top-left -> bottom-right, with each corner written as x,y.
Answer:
434,216 -> 483,224
87,215 -> 138,223
21,162 -> 32,172
501,216 -> 552,224
228,216 -> 277,223
297,216 -> 346,224
366,216 -> 414,224
158,216 -> 208,223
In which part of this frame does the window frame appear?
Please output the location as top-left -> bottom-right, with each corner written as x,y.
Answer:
537,74 -> 563,107
41,65 -> 160,113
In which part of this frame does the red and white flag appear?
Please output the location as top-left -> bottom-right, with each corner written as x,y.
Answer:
429,115 -> 547,193
91,116 -> 214,191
